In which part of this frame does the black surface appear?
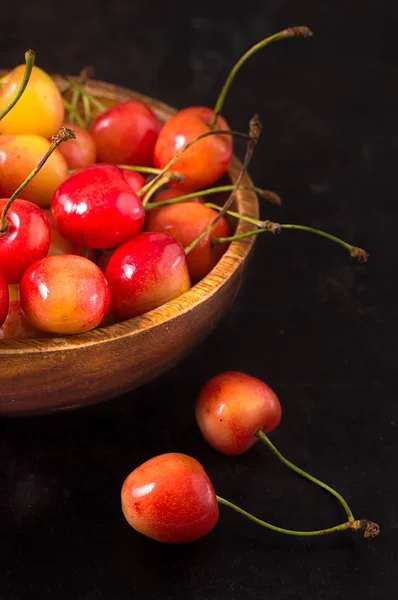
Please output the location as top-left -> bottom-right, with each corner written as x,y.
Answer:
1,1 -> 397,599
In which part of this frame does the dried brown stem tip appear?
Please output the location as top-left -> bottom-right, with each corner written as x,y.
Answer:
350,246 -> 369,263
51,127 -> 76,145
249,114 -> 263,144
260,220 -> 282,234
287,26 -> 314,38
350,519 -> 380,539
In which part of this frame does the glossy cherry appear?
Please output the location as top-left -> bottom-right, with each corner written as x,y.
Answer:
154,107 -> 232,192
145,201 -> 230,280
20,254 -> 110,335
0,198 -> 50,283
43,209 -> 82,257
196,371 -> 282,456
51,164 -> 145,249
89,100 -> 162,167
150,186 -> 203,205
105,232 -> 191,320
120,168 -> 146,194
121,453 -> 219,544
57,123 -> 97,170
0,276 -> 9,327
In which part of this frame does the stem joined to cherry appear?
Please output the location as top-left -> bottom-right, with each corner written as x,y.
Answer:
0,50 -> 36,122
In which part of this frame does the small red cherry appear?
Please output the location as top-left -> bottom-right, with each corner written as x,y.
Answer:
89,100 -> 162,167
105,232 -> 191,320
121,453 -> 219,544
195,371 -> 282,456
51,164 -> 145,249
0,276 -> 9,327
154,107 -> 232,192
145,201 -> 230,280
20,254 -> 110,335
0,198 -> 50,283
57,123 -> 97,170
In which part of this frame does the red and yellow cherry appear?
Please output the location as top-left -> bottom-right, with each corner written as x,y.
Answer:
196,371 -> 282,456
20,254 -> 110,335
43,209 -> 82,257
105,232 -> 191,319
89,100 -> 162,167
0,276 -> 8,327
57,123 -> 96,170
145,201 -> 230,280
0,65 -> 64,138
121,453 -> 219,544
0,134 -> 69,207
154,107 -> 232,192
0,198 -> 50,283
0,284 -> 45,340
51,164 -> 145,249
120,168 -> 146,194
150,186 -> 203,206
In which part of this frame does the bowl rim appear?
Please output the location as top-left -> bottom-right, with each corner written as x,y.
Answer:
0,77 -> 259,355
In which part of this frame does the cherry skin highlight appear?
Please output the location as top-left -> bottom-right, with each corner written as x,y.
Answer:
0,276 -> 9,328
121,453 -> 219,544
145,201 -> 230,280
89,100 -> 162,167
105,232 -> 191,320
120,169 -> 146,194
154,106 -> 232,192
57,123 -> 97,170
196,371 -> 282,456
20,254 -> 110,335
51,164 -> 145,249
0,198 -> 50,284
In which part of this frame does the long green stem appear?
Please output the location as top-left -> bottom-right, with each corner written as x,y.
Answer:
209,26 -> 313,129
139,129 -> 250,198
66,78 -> 106,113
205,202 -> 263,227
140,176 -> 177,205
0,127 -> 76,233
117,165 -> 165,175
145,185 -> 271,210
256,430 -> 354,521
212,221 -> 369,262
82,92 -> 91,128
216,496 -> 379,539
62,99 -> 85,129
0,50 -> 35,122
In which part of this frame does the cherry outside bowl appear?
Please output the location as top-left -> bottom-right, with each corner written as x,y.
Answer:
0,76 -> 259,416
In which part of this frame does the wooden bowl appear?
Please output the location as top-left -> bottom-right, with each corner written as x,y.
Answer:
0,77 -> 259,416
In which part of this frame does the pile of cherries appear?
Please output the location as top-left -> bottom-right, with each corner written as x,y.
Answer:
0,26 -> 367,341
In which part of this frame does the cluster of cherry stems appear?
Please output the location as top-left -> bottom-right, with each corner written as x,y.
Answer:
0,26 -> 378,544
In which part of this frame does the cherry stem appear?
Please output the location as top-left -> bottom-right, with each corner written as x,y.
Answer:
82,92 -> 91,128
118,165 -> 165,175
0,127 -> 76,233
138,129 -> 250,199
63,98 -> 85,129
140,173 -> 183,205
0,50 -> 35,122
216,496 -> 379,539
185,114 -> 262,256
145,184 -> 278,210
211,218 -> 369,263
256,430 -> 354,521
66,78 -> 106,113
209,26 -> 313,129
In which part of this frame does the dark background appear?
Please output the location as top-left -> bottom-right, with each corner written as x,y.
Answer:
1,1 -> 397,599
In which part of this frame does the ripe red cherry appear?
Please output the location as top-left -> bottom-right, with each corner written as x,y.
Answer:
121,453 -> 219,544
120,169 -> 146,194
145,201 -> 230,280
20,254 -> 110,335
89,100 -> 162,167
105,232 -> 191,320
0,198 -> 50,283
51,164 -> 145,249
57,123 -> 97,170
0,276 -> 9,327
154,107 -> 232,192
195,371 -> 282,456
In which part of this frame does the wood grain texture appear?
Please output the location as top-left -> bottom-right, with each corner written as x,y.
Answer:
0,76 -> 259,416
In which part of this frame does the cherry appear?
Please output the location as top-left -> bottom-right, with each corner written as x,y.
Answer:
43,209 -> 82,257
89,99 -> 162,167
57,123 -> 97,170
195,371 -> 281,456
0,276 -> 9,327
0,55 -> 64,138
121,453 -> 219,544
0,284 -> 46,340
121,453 -> 379,544
145,201 -> 230,280
20,255 -> 110,335
149,187 -> 203,206
120,168 -> 146,194
154,107 -> 232,192
105,232 -> 191,320
51,164 -> 145,249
